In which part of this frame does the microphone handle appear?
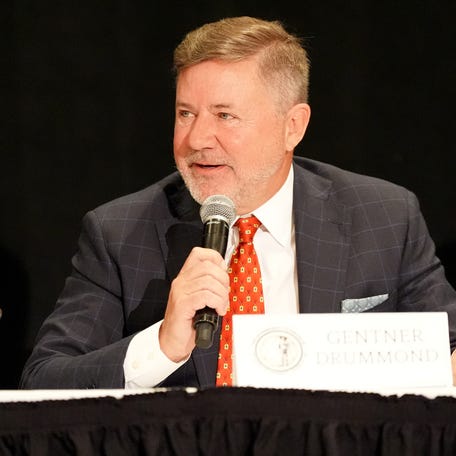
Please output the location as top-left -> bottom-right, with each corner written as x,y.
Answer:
202,219 -> 229,255
194,220 -> 229,349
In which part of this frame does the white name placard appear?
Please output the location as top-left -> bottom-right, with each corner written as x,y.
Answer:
232,312 -> 452,390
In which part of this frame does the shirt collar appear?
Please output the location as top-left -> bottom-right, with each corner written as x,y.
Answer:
236,166 -> 294,247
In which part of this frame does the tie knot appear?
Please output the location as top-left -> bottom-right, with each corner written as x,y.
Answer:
236,216 -> 261,244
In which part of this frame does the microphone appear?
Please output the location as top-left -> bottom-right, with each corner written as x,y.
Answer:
194,194 -> 236,349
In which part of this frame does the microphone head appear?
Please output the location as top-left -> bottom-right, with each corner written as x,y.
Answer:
200,195 -> 236,225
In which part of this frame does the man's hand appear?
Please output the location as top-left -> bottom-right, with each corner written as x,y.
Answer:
159,247 -> 230,362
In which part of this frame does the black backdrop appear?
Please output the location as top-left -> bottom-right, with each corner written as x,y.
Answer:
2,0 -> 455,388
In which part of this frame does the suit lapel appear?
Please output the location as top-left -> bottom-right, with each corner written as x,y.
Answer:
293,160 -> 352,313
156,178 -> 202,279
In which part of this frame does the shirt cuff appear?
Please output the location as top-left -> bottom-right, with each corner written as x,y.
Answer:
123,320 -> 188,388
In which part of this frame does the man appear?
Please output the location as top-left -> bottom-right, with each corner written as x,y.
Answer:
21,16 -> 456,389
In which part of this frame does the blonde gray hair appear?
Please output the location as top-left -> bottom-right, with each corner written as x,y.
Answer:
173,16 -> 310,111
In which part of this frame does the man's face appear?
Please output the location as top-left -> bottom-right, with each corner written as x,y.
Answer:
173,58 -> 295,215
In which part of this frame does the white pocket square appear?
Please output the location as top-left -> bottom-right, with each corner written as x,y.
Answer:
341,294 -> 389,313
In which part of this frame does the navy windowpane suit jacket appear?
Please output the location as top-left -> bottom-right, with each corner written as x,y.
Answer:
20,157 -> 456,389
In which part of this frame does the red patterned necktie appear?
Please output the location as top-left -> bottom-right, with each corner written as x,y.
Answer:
216,216 -> 264,386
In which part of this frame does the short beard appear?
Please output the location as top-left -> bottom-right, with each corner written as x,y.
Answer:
177,160 -> 284,215
176,165 -> 213,206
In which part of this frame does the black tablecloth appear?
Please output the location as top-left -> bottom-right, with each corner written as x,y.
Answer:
1,387 -> 456,455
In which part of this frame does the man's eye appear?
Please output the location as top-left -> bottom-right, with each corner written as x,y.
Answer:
218,112 -> 233,120
180,111 -> 192,118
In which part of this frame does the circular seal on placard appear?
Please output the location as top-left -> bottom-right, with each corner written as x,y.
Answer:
254,328 -> 303,372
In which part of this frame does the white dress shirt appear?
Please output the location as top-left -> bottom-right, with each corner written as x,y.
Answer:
124,166 -> 298,388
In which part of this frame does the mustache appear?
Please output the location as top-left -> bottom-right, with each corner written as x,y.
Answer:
185,151 -> 230,166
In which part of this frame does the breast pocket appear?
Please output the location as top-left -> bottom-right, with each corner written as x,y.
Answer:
341,293 -> 393,313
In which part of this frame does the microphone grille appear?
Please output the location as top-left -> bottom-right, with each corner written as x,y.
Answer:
200,195 -> 236,225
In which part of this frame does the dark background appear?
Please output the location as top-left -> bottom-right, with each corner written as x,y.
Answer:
2,1 -> 455,388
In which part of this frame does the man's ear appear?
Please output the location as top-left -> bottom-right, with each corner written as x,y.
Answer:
285,103 -> 311,152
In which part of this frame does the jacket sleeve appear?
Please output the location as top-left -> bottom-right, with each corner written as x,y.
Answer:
398,191 -> 456,351
20,210 -> 133,389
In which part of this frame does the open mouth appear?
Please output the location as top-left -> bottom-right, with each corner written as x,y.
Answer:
194,163 -> 223,169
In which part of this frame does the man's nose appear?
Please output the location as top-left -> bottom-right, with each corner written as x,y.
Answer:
187,113 -> 217,150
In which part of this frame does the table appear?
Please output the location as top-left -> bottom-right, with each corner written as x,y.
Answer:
1,387 -> 456,455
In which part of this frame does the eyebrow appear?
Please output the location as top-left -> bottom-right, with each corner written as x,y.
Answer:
175,101 -> 234,110
212,103 -> 233,110
175,101 -> 192,109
